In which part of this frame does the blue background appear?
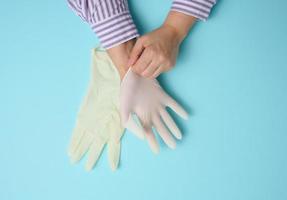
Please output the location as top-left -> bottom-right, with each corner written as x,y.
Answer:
1,0 -> 287,199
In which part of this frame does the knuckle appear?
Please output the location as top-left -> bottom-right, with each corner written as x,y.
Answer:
165,61 -> 174,69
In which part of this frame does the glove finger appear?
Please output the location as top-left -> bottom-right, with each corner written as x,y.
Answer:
85,139 -> 106,171
145,128 -> 159,154
68,128 -> 85,157
165,96 -> 188,120
105,120 -> 122,171
107,116 -> 125,143
70,131 -> 93,164
107,141 -> 121,171
159,108 -> 182,140
120,96 -> 132,126
119,104 -> 130,126
125,114 -> 145,140
120,69 -> 139,125
153,115 -> 176,149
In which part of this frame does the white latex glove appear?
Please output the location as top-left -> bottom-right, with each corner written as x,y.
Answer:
120,69 -> 188,153
68,48 -> 143,171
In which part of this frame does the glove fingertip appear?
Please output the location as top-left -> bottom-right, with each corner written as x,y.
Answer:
152,146 -> 160,154
178,108 -> 189,120
183,112 -> 189,120
176,132 -> 183,140
111,163 -> 118,171
70,157 -> 78,164
168,140 -> 177,150
85,164 -> 93,172
109,156 -> 119,171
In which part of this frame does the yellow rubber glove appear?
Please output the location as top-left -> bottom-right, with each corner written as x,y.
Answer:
68,48 -> 124,171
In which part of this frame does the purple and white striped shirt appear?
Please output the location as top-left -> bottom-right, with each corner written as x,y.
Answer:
67,0 -> 216,49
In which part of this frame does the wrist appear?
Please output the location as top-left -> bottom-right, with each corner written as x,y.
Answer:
162,23 -> 186,44
107,39 -> 136,80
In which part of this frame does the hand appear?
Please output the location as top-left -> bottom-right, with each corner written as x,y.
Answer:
128,11 -> 196,78
120,69 -> 188,153
128,25 -> 182,78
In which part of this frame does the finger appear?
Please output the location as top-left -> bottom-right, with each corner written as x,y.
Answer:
68,128 -> 85,157
159,108 -> 182,140
141,61 -> 160,78
128,39 -> 145,67
145,128 -> 159,154
165,96 -> 189,120
152,66 -> 163,78
107,141 -> 121,171
153,115 -> 176,149
132,49 -> 152,74
125,114 -> 145,139
70,131 -> 94,163
85,139 -> 106,171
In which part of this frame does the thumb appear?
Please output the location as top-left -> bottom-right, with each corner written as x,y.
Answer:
128,39 -> 145,67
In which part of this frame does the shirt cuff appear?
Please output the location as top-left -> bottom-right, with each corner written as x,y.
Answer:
67,0 -> 139,49
91,11 -> 139,49
171,0 -> 216,21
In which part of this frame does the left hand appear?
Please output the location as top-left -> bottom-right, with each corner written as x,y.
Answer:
128,25 -> 183,78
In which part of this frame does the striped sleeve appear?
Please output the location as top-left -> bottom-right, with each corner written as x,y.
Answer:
67,0 -> 139,49
171,0 -> 216,21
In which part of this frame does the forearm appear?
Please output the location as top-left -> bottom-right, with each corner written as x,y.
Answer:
166,0 -> 217,42
163,11 -> 197,43
107,39 -> 136,80
67,0 -> 138,78
171,0 -> 216,21
67,0 -> 139,49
